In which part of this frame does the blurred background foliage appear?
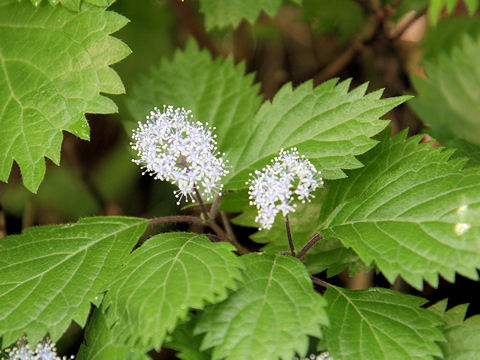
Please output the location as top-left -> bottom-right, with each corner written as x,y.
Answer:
2,1 -> 480,355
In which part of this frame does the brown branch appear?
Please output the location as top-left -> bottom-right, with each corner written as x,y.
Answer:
313,39 -> 364,85
149,215 -> 205,227
313,1 -> 385,84
389,8 -> 427,39
168,0 -> 218,57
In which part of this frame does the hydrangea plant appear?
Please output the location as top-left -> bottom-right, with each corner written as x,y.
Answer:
1,1 -> 480,360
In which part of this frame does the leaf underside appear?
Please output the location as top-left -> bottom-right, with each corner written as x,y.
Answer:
321,130 -> 480,290
196,253 -> 328,360
105,232 -> 244,350
0,1 -> 130,192
325,286 -> 444,360
0,216 -> 147,345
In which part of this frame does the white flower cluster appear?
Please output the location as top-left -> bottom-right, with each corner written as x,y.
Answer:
5,338 -> 73,360
247,148 -> 323,230
131,106 -> 229,204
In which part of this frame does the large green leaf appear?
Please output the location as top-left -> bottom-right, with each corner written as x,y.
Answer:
0,1 -> 130,192
125,39 -> 262,152
321,130 -> 480,289
324,286 -> 444,360
77,307 -> 150,360
104,232 -> 244,350
199,0 -> 302,30
225,79 -> 410,190
429,300 -> 480,359
196,253 -> 328,360
27,0 -> 116,11
0,216 -> 147,345
411,36 -> 480,148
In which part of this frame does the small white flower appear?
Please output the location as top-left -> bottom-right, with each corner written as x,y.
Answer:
246,148 -> 323,230
5,337 -> 73,360
131,105 -> 229,204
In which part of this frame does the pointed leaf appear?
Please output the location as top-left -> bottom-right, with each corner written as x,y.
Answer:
411,36 -> 480,148
0,1 -> 130,192
105,232 -> 244,350
325,286 -> 444,360
429,300 -> 480,360
428,0 -> 479,24
77,307 -> 149,360
126,39 -> 262,153
0,216 -> 147,345
196,253 -> 328,360
225,79 -> 411,190
199,0 -> 302,30
165,317 -> 211,360
321,130 -> 480,289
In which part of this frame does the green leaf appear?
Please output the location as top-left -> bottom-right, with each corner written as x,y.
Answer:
125,39 -> 262,153
422,16 -> 480,60
411,36 -> 480,148
105,232 -> 244,350
302,0 -> 366,42
225,79 -> 410,190
0,1 -> 130,192
325,286 -> 444,360
429,300 -> 480,359
165,317 -> 211,360
321,130 -> 480,289
0,216 -> 147,345
429,0 -> 479,25
77,307 -> 150,360
26,0 -> 116,11
196,253 -> 328,360
438,137 -> 480,169
199,0 -> 302,30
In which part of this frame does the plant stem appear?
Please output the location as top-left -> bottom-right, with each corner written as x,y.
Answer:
148,215 -> 205,227
220,211 -> 248,254
310,276 -> 330,289
0,204 -> 6,238
194,186 -> 210,220
209,193 -> 221,219
149,215 -> 230,243
297,233 -> 323,260
285,214 -> 295,256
